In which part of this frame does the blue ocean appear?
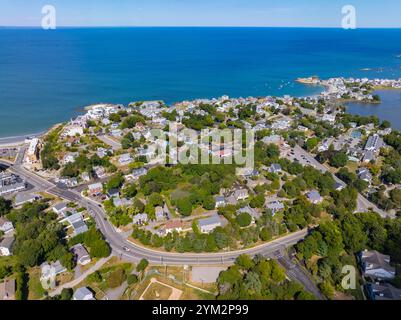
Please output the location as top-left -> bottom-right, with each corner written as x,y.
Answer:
1,27 -> 401,137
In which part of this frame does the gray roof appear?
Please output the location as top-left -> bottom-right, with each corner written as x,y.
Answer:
365,134 -> 384,151
133,213 -> 148,224
198,215 -> 222,228
72,220 -> 88,235
361,250 -> 394,273
73,287 -> 94,300
369,283 -> 401,300
0,236 -> 14,250
132,167 -> 147,177
0,182 -> 26,195
307,190 -> 322,202
53,202 -> 68,211
71,243 -> 90,261
266,201 -> 285,212
270,163 -> 282,172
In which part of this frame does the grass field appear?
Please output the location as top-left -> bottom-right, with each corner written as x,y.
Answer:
28,268 -> 46,300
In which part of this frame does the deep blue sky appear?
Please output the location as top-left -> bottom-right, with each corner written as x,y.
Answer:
0,0 -> 400,27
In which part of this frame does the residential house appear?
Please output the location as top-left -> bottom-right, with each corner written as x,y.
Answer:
133,213 -> 148,226
165,220 -> 183,234
363,150 -> 375,163
0,236 -> 14,256
40,260 -> 67,282
113,196 -> 132,207
322,114 -> 336,123
364,134 -> 384,152
73,287 -> 95,300
0,278 -> 15,300
234,188 -> 249,201
81,172 -> 91,183
71,244 -> 91,266
131,167 -> 148,180
92,166 -> 106,180
238,206 -> 261,221
119,153 -> 133,165
107,188 -> 120,199
198,215 -> 223,234
357,168 -> 373,183
62,152 -> 79,165
307,190 -> 323,204
266,201 -> 285,215
53,202 -> 68,215
236,167 -> 259,178
66,212 -> 89,236
334,182 -> 345,191
0,217 -> 14,234
365,283 -> 401,301
97,147 -> 112,159
268,163 -> 282,174
88,182 -> 103,197
359,250 -> 395,280
214,196 -> 226,208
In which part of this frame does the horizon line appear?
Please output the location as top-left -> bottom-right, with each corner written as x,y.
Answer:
1,25 -> 401,29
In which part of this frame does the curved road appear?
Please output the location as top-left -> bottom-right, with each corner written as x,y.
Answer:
3,159 -> 308,265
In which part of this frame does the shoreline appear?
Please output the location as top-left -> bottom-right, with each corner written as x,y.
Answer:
0,131 -> 45,147
1,79 -> 400,145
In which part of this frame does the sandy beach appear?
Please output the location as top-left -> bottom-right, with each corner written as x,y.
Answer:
0,132 -> 44,147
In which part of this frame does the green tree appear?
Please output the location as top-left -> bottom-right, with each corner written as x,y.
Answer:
250,194 -> 265,208
235,254 -> 254,270
176,198 -> 193,216
60,288 -> 73,300
136,258 -> 149,272
329,152 -> 348,168
0,197 -> 12,216
127,274 -> 138,285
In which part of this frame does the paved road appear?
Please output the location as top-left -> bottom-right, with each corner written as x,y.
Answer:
274,251 -> 326,300
2,159 -> 310,266
292,145 -> 392,219
98,135 -> 122,151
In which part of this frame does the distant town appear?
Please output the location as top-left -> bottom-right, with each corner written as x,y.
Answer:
1,76 -> 401,301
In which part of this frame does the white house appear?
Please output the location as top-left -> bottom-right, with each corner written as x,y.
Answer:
53,202 -> 68,215
63,152 -> 79,165
73,287 -> 95,300
40,260 -> 67,282
0,217 -> 14,234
